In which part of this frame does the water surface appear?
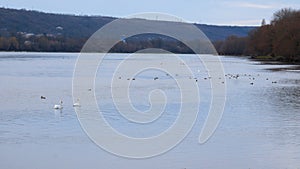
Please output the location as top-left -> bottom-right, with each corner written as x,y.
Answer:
0,52 -> 299,169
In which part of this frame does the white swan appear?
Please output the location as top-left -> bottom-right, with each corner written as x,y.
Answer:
73,99 -> 81,107
53,100 -> 63,109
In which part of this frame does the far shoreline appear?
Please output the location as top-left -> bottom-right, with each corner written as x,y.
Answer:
1,51 -> 299,65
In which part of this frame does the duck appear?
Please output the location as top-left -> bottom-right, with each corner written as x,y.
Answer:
73,99 -> 81,107
41,96 -> 46,99
53,100 -> 63,109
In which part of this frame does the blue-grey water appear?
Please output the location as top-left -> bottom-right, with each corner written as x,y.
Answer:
0,52 -> 299,169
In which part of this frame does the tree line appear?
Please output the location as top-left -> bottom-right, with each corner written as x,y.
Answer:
0,30 -> 251,54
0,33 -> 193,53
214,8 -> 300,63
0,33 -> 86,52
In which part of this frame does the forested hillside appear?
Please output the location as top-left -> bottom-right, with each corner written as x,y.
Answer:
0,8 -> 255,40
0,8 -> 255,52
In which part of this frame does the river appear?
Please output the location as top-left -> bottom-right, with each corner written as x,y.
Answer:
0,52 -> 299,169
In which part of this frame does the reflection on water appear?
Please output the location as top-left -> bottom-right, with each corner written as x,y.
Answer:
0,53 -> 299,169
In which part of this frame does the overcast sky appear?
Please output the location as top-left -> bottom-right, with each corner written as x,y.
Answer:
1,0 -> 299,26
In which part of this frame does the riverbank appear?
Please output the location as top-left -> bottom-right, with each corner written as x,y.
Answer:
251,55 -> 300,65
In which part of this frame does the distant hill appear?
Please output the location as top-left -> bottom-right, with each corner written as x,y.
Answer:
0,8 -> 115,38
196,24 -> 256,41
0,8 -> 256,41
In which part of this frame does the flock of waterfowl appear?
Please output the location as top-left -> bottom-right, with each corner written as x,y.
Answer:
40,96 -> 80,110
41,61 -> 278,110
115,72 -> 278,87
225,73 -> 278,85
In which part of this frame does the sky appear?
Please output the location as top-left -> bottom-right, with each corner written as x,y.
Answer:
1,0 -> 300,26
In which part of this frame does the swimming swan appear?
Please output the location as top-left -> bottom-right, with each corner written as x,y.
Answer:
53,100 -> 63,109
73,99 -> 81,107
